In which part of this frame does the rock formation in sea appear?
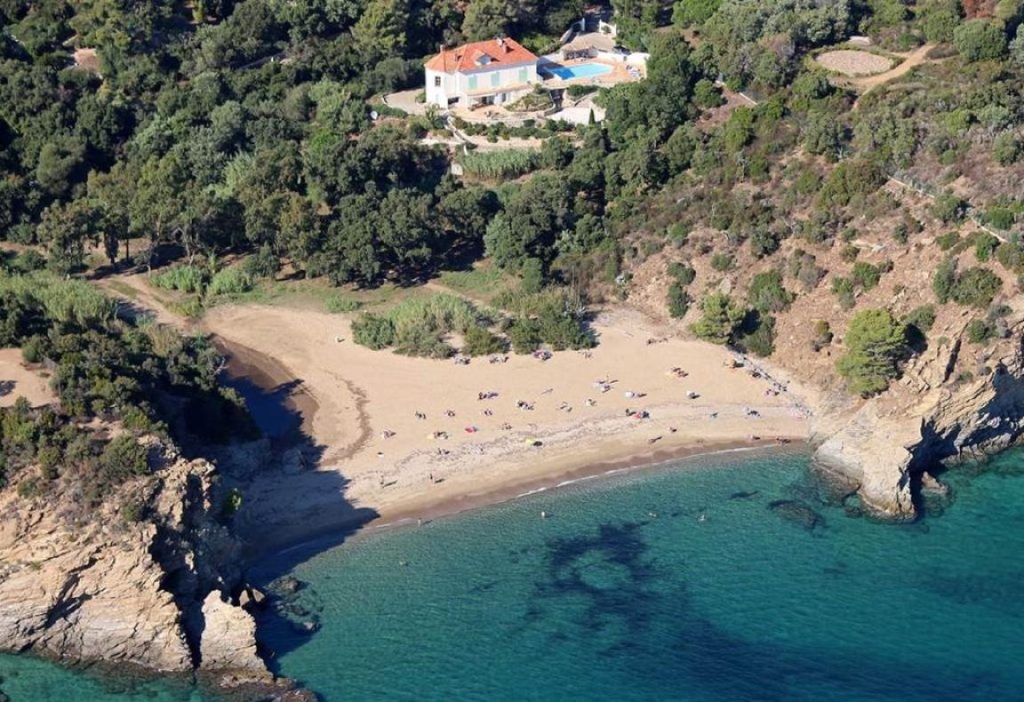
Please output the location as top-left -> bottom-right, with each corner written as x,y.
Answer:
0,443 -> 307,699
814,319 -> 1024,518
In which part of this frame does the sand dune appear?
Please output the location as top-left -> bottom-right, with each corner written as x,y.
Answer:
202,304 -> 813,549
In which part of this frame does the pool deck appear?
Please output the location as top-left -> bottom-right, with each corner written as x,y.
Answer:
536,56 -> 643,91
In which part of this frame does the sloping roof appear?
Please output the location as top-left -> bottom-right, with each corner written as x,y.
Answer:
425,38 -> 538,73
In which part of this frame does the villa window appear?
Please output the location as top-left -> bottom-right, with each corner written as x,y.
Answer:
519,68 -> 528,83
468,75 -> 478,90
490,71 -> 500,87
434,76 -> 441,87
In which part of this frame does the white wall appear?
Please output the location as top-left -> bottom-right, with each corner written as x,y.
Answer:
426,62 -> 540,107
425,68 -> 457,107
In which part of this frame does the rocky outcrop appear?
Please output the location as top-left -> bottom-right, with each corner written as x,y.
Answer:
200,591 -> 263,671
0,452 -> 267,678
814,321 -> 1024,518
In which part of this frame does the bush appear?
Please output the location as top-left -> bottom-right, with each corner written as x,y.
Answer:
951,266 -> 1002,307
667,282 -> 690,318
966,318 -> 995,343
690,293 -> 745,345
904,305 -> 937,333
933,258 -> 958,303
953,19 -> 1008,62
207,267 -> 254,296
324,294 -> 362,313
747,270 -> 793,313
975,233 -> 1000,261
811,320 -> 833,351
242,245 -> 281,280
984,207 -> 1015,231
832,277 -> 856,309
735,311 -> 775,357
97,435 -> 150,488
508,317 -> 542,353
151,265 -> 206,294
936,231 -> 960,251
667,261 -> 696,286
932,192 -> 965,224
352,313 -> 396,350
993,133 -> 1022,166
851,261 -> 883,290
710,253 -> 735,272
462,325 -> 508,356
836,309 -> 908,396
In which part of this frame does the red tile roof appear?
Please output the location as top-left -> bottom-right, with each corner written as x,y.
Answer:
425,38 -> 538,73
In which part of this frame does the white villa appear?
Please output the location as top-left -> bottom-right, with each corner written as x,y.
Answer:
424,37 -> 540,109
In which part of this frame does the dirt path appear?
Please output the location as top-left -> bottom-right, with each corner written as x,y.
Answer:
96,273 -> 188,328
850,44 -> 936,106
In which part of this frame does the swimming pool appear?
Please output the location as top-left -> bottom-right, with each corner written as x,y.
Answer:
542,62 -> 613,81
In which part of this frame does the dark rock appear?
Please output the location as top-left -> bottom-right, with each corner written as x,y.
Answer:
768,499 -> 826,532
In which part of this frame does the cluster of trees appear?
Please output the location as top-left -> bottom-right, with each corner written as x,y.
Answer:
0,271 -> 255,501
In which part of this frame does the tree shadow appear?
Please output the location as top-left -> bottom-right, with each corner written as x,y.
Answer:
210,340 -> 379,670
0,380 -> 14,397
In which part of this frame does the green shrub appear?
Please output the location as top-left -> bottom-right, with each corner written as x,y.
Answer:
736,312 -> 775,357
932,192 -> 965,224
710,253 -> 735,272
811,320 -> 833,351
832,277 -> 856,309
975,233 -> 1000,261
993,133 -> 1022,166
966,318 -> 995,343
462,325 -> 508,356
933,258 -> 958,303
667,282 -> 690,318
904,305 -> 937,333
851,261 -> 883,290
748,270 -> 793,313
151,265 -> 207,294
936,231 -> 960,251
324,294 -> 362,313
953,19 -> 1008,62
352,313 -> 396,349
690,293 -> 745,344
97,435 -> 150,487
207,267 -> 254,296
667,261 -> 696,285
242,245 -> 281,280
951,266 -> 1002,307
508,317 -> 542,354
459,149 -> 540,179
836,309 -> 908,396
984,207 -> 1015,231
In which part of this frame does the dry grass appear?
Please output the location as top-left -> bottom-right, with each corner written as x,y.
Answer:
815,50 -> 893,76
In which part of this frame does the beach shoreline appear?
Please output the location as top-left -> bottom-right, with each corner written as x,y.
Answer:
200,303 -> 815,559
259,440 -> 809,561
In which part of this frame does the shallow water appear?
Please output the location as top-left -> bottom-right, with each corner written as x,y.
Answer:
3,449 -> 1024,701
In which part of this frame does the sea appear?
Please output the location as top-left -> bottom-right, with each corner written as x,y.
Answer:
2,448 -> 1023,701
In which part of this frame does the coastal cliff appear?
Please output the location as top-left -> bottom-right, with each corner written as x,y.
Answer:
0,445 -> 299,696
814,319 -> 1024,518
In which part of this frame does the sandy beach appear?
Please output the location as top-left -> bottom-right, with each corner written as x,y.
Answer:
202,304 -> 814,551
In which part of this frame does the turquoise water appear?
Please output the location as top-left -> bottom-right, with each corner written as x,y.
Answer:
3,448 -> 1024,701
254,448 -> 1024,701
544,62 -> 612,80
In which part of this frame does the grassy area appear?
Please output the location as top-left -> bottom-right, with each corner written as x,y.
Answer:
436,266 -> 518,306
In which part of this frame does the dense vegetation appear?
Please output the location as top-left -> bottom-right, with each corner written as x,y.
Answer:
1,0 -> 1022,397
0,268 -> 254,503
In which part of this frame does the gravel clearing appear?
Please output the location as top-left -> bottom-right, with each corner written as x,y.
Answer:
815,50 -> 893,76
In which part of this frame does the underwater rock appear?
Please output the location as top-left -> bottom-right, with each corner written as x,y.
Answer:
768,500 -> 826,532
